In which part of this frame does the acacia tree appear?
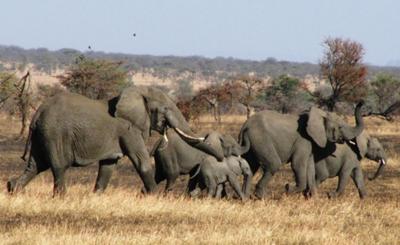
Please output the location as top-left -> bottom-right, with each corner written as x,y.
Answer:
265,75 -> 310,113
367,73 -> 400,120
58,55 -> 129,100
230,75 -> 264,118
316,38 -> 368,111
195,84 -> 231,122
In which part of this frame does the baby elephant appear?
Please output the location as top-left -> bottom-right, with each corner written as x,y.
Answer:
152,129 -> 252,199
315,131 -> 387,199
188,155 -> 252,200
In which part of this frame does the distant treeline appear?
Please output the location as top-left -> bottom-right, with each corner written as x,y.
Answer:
1,45 -> 399,80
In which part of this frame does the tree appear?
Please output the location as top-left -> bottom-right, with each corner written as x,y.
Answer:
175,79 -> 193,100
264,75 -> 310,113
0,71 -> 34,137
367,73 -> 400,120
230,75 -> 265,118
195,84 -> 231,122
58,55 -> 129,100
316,38 -> 368,111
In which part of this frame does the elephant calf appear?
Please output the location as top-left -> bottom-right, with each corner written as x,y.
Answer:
315,131 -> 387,199
152,129 -> 252,199
188,155 -> 252,200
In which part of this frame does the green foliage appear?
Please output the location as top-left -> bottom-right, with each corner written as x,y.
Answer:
58,56 -> 129,100
0,72 -> 18,102
37,83 -> 65,99
176,79 -> 193,99
369,73 -> 400,113
263,75 -> 311,113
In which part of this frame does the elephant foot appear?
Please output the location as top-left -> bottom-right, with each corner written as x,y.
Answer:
189,188 -> 201,198
358,191 -> 367,199
285,183 -> 306,194
7,179 -> 17,194
327,191 -> 340,199
303,187 -> 318,199
93,187 -> 105,194
254,187 -> 266,200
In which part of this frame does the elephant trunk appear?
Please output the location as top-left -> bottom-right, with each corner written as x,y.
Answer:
368,158 -> 386,181
342,101 -> 365,140
173,127 -> 224,161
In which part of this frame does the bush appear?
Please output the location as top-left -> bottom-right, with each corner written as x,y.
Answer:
58,55 -> 129,100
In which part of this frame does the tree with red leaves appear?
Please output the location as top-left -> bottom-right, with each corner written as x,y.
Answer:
195,84 -> 231,122
316,38 -> 368,111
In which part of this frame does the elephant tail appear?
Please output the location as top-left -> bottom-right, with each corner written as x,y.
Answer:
238,126 -> 251,155
21,106 -> 44,161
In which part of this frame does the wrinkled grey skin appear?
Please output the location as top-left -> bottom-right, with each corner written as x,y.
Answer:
238,102 -> 365,199
114,86 -> 224,161
8,86 -> 224,196
315,131 -> 387,199
151,130 -> 252,198
8,93 -> 159,195
188,155 -> 252,200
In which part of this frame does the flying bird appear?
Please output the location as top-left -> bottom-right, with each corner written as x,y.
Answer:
133,33 -> 136,37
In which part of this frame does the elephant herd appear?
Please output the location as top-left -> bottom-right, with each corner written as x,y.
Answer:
7,86 -> 387,200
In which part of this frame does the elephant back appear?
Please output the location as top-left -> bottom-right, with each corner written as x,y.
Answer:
114,86 -> 192,139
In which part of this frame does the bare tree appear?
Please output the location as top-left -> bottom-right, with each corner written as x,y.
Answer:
0,71 -> 35,138
231,75 -> 264,118
195,84 -> 231,122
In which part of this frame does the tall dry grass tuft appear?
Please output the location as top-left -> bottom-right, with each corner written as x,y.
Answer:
0,113 -> 399,244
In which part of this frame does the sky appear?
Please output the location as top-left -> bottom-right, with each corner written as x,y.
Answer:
1,0 -> 399,66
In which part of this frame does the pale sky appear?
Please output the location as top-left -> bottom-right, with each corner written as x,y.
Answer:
1,0 -> 399,66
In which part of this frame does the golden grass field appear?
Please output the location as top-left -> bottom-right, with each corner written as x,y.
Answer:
0,113 -> 399,244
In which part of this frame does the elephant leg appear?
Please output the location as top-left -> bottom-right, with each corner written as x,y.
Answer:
165,175 -> 178,193
286,153 -> 308,194
51,166 -> 67,197
305,157 -> 317,197
221,184 -> 228,199
215,184 -> 224,199
351,167 -> 367,199
254,146 -> 281,199
328,170 -> 351,199
228,173 -> 245,200
94,159 -> 117,193
7,156 -> 47,193
121,134 -> 157,193
315,163 -> 329,187
205,176 -> 217,198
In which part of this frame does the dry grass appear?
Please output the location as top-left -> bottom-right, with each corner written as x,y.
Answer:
0,113 -> 399,244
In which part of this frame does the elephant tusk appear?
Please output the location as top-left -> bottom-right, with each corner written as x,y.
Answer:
381,159 -> 386,165
349,140 -> 356,145
163,131 -> 168,143
174,127 -> 205,141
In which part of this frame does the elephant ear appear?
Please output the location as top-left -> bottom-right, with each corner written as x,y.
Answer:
204,131 -> 225,159
163,106 -> 180,129
114,87 -> 150,139
355,131 -> 369,157
307,107 -> 327,148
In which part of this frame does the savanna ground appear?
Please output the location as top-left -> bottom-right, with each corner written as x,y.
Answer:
0,114 -> 399,244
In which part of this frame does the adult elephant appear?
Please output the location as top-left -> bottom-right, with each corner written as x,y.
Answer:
238,102 -> 365,199
8,86 -> 222,195
111,86 -> 224,160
